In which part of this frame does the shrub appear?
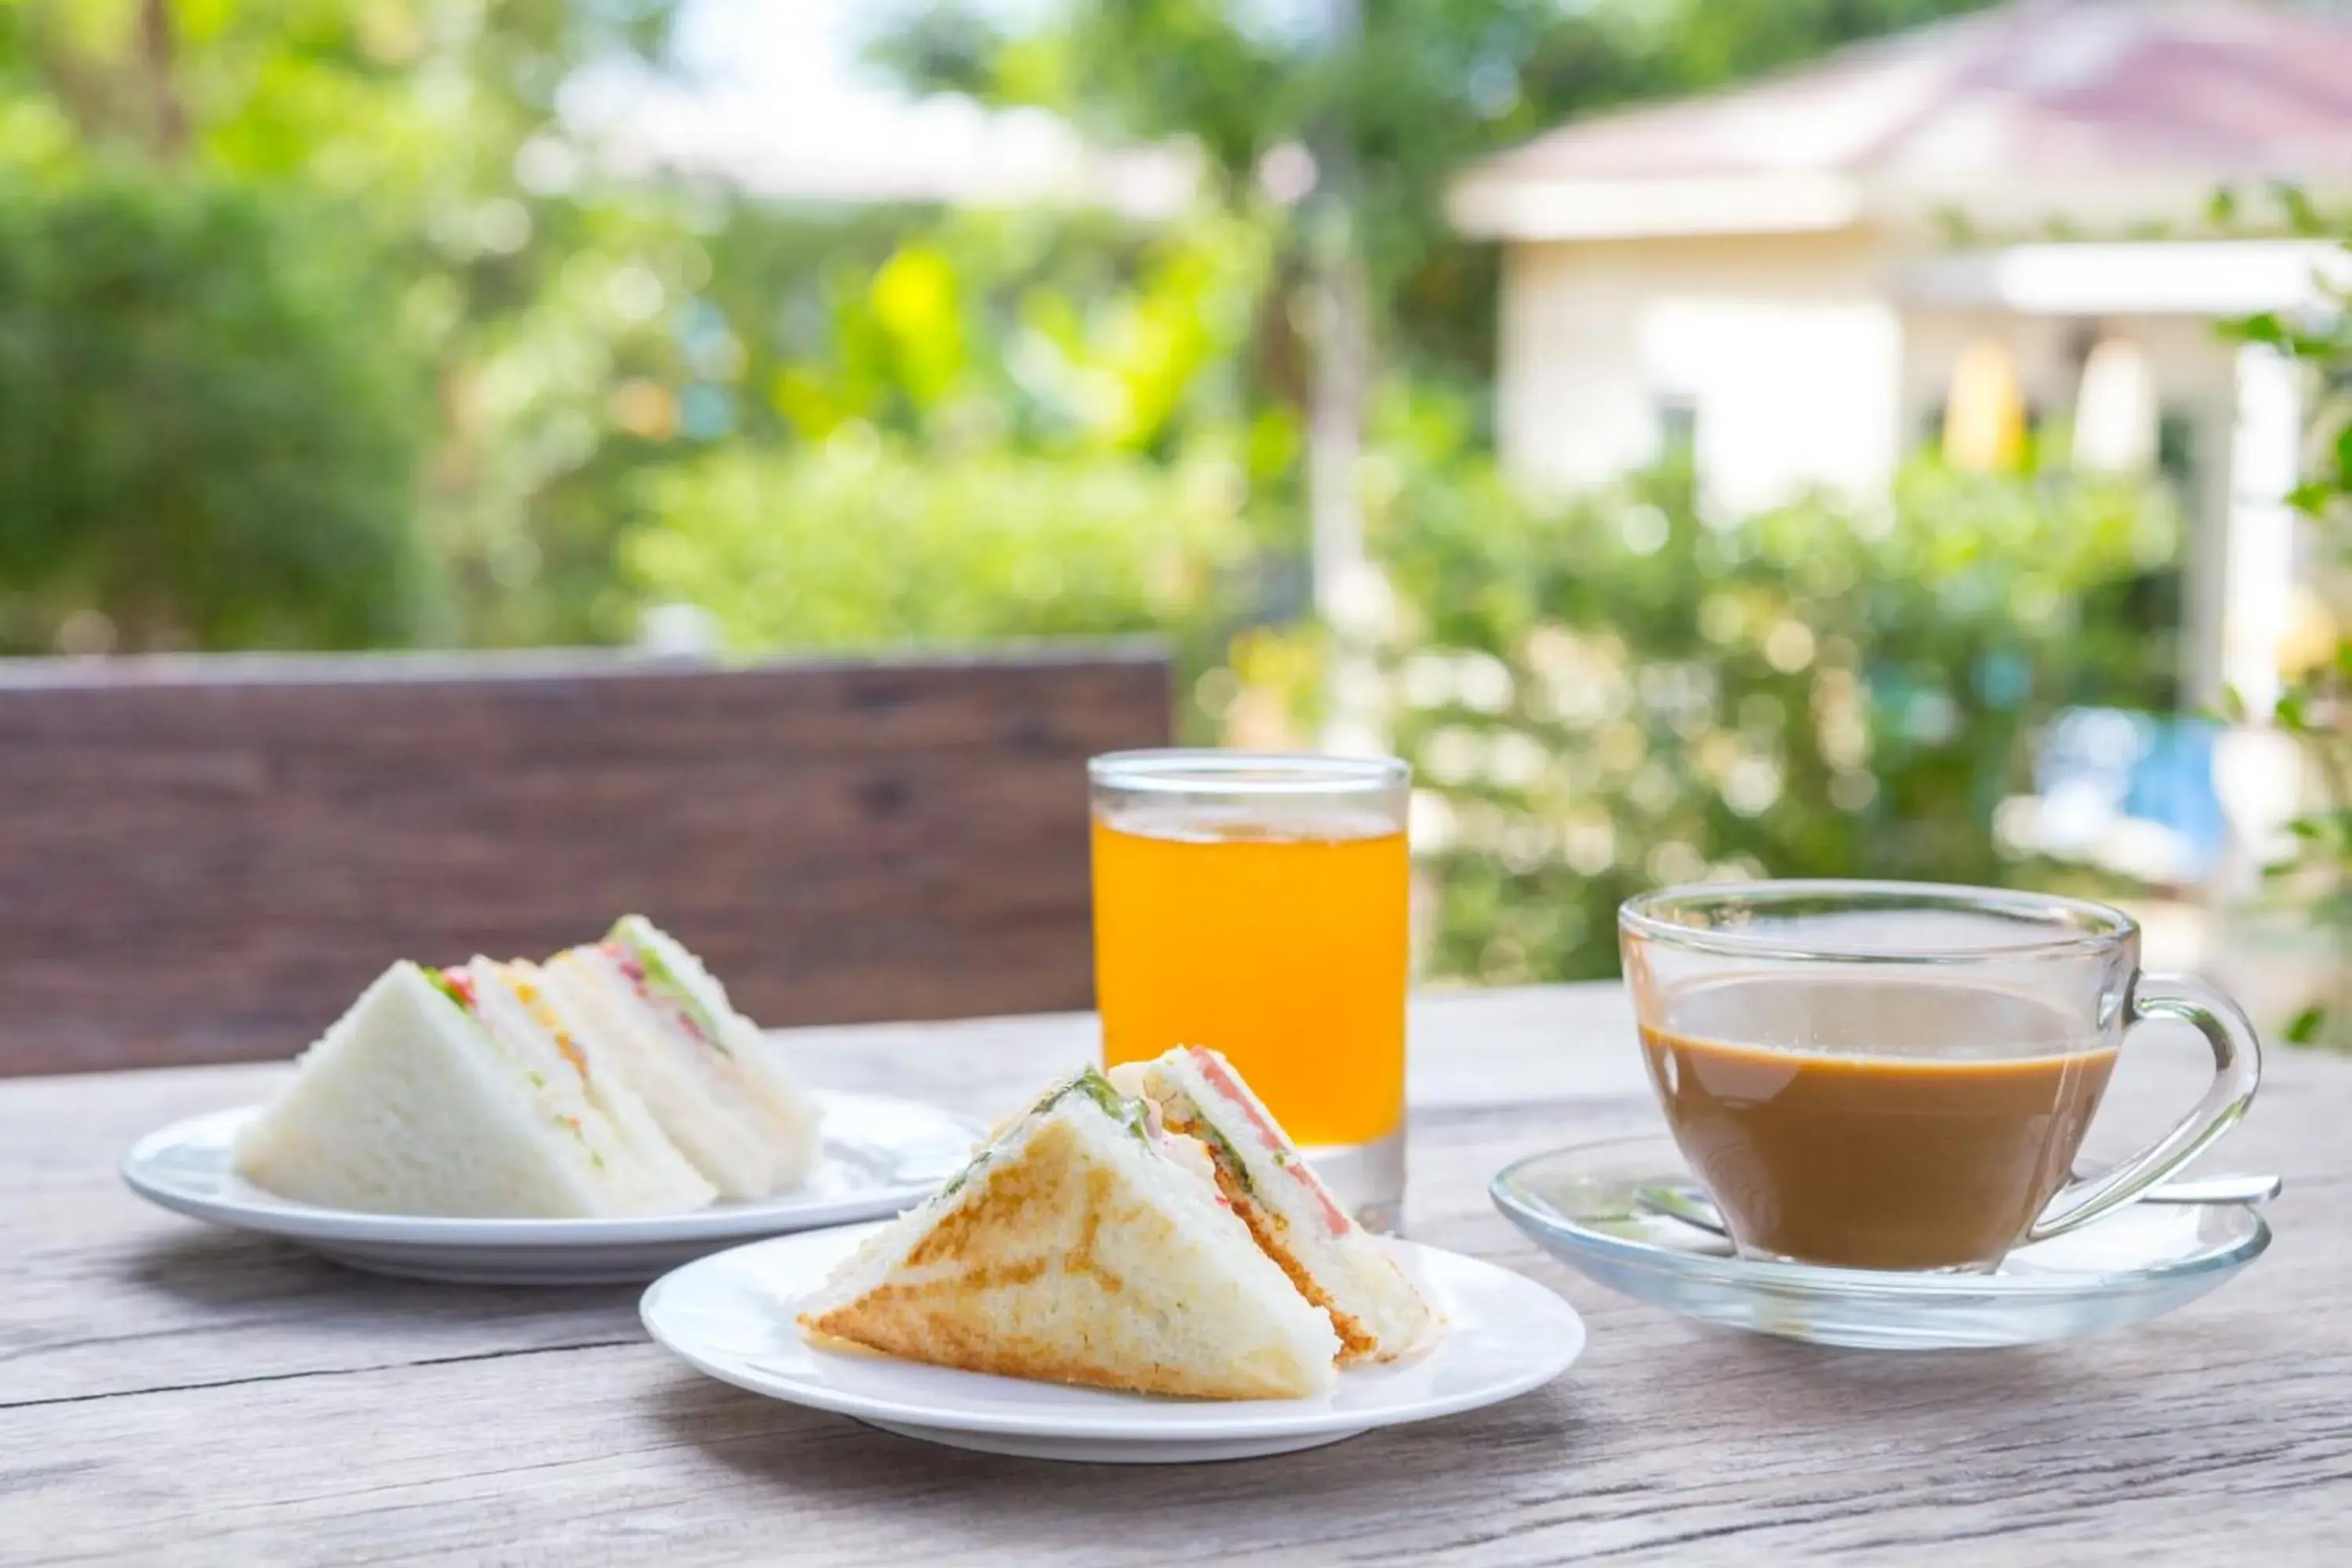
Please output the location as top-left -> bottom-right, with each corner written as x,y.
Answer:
1375,456 -> 2183,984
2233,209 -> 2351,1045
0,174 -> 432,652
622,427 -> 1259,662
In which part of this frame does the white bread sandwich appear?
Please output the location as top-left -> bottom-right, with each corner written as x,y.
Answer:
797,1067 -> 1342,1399
543,915 -> 820,1200
231,958 -> 717,1218
1110,1046 -> 1436,1363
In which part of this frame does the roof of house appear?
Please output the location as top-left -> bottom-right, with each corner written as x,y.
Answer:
1453,0 -> 2352,241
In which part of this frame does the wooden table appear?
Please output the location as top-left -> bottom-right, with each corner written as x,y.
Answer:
7,985 -> 2350,1565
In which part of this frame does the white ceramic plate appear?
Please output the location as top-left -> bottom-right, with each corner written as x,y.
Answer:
122,1092 -> 984,1285
638,1221 -> 1588,1463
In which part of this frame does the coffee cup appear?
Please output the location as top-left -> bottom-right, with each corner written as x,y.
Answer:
1619,880 -> 2262,1272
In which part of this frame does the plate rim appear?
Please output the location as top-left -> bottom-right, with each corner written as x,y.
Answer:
638,1223 -> 1588,1441
1490,1131 -> 2274,1301
120,1091 -> 984,1248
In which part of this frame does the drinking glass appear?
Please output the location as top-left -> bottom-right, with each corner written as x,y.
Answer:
1619,880 -> 2262,1271
1089,750 -> 1411,1232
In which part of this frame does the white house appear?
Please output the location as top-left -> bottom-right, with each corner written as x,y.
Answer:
1450,0 -> 2352,713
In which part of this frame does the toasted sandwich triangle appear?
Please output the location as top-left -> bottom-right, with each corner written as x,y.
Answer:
798,1108 -> 1341,1400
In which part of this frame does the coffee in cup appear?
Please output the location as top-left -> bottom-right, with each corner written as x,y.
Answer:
1620,882 -> 2260,1272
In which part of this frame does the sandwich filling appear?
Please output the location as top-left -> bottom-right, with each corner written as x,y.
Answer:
422,963 -> 609,1167
551,943 -> 755,1108
1112,1047 -> 1436,1364
537,916 -> 822,1200
603,933 -> 731,1059
423,958 -> 714,1213
1189,1051 -> 1348,1233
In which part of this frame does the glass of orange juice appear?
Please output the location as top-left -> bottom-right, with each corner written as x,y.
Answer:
1089,750 -> 1411,1232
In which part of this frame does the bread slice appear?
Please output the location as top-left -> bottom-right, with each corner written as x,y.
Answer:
798,1069 -> 1342,1399
542,916 -> 821,1200
1111,1047 -> 1436,1363
230,959 -> 715,1218
464,957 -> 717,1214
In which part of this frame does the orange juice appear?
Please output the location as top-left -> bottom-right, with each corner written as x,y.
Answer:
1091,810 -> 1408,1147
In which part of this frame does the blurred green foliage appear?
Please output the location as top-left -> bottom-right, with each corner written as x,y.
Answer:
625,206 -> 1301,736
2231,192 -> 2352,1045
724,205 -> 1277,459
874,0 -> 2002,387
1372,443 -> 2182,984
0,0 -> 2010,658
0,0 -> 695,648
630,431 -> 1253,655
0,0 -> 2205,993
0,173 -> 429,652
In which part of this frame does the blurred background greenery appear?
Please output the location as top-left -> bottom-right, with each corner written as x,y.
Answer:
0,0 -> 2014,660
1,0 -> 2341,1004
1377,450 -> 2183,982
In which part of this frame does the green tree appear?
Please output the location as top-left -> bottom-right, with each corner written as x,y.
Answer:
0,175 -> 430,652
870,1 -> 2009,742
708,203 -> 1274,459
870,0 -> 2003,383
0,0 -> 695,648
627,433 -> 1253,656
2231,194 -> 2352,1045
625,205 -> 1291,738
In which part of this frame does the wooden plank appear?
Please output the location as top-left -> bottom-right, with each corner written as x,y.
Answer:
3,987 -> 2350,1565
0,648 -> 1172,1074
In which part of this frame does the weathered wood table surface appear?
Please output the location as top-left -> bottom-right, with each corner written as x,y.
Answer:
6,985 -> 2350,1565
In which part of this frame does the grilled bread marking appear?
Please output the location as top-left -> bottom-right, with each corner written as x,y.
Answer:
799,1070 -> 1345,1402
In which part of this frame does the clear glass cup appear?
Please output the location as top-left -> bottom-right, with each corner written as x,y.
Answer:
1619,880 -> 2262,1272
1089,750 -> 1412,1232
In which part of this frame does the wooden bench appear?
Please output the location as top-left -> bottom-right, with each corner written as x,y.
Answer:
0,646 -> 1171,1076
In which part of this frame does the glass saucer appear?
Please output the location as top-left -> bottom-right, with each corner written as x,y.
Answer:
1490,1132 -> 2270,1350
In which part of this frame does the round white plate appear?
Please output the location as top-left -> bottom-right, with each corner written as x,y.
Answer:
638,1221 -> 1588,1463
122,1092 -> 984,1285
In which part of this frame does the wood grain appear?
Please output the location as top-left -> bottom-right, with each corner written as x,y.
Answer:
0,647 -> 1171,1075
3,986 -> 2349,1565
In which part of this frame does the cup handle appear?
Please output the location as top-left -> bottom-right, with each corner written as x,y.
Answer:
2026,973 -> 2263,1244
